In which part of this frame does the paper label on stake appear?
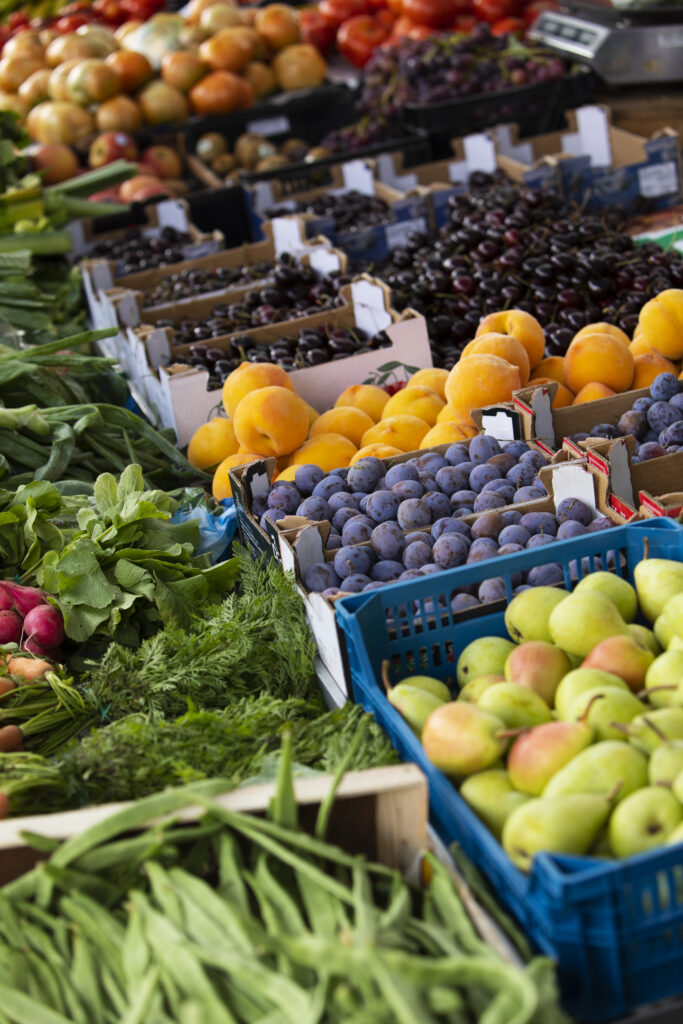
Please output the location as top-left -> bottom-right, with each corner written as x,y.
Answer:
384,217 -> 427,250
246,115 -> 290,137
350,279 -> 392,337
272,216 -> 307,255
480,410 -> 519,441
550,462 -> 598,512
156,200 -> 189,232
341,160 -> 376,196
638,161 -> 679,198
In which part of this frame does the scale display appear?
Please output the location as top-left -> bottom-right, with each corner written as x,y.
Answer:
531,0 -> 683,84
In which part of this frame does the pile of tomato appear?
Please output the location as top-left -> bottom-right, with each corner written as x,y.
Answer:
0,0 -> 164,48
300,0 -> 559,67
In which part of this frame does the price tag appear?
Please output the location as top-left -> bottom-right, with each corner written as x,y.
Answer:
638,161 -> 679,198
246,115 -> 291,137
480,410 -> 519,441
384,217 -> 427,250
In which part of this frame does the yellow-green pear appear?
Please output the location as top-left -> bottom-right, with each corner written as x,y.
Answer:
460,770 -> 529,839
634,557 -> 683,623
554,668 -> 629,720
654,592 -> 683,650
503,794 -> 611,872
671,765 -> 683,805
628,708 -> 683,754
507,719 -> 593,795
609,786 -> 683,858
543,741 -> 647,801
629,623 -> 662,657
581,635 -> 654,693
504,641 -> 571,705
455,637 -> 515,688
666,821 -> 683,847
548,591 -> 630,659
477,682 -> 552,729
458,674 -> 505,702
504,586 -> 569,644
387,685 -> 445,738
421,701 -> 510,777
396,675 -> 451,703
569,687 -> 646,741
671,637 -> 683,652
643,650 -> 683,708
649,740 -> 683,786
574,572 -> 637,623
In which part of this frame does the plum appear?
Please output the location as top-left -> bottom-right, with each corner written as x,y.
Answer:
503,441 -> 531,459
444,443 -> 470,466
433,533 -> 469,568
366,490 -> 401,523
507,462 -> 536,488
296,496 -> 331,522
450,489 -> 478,507
648,401 -> 682,433
385,462 -> 419,487
471,511 -> 504,540
432,518 -> 471,543
470,464 -> 501,492
422,491 -> 452,521
520,450 -> 548,470
633,396 -> 654,413
371,560 -> 404,582
557,519 -> 588,540
391,479 -> 425,500
526,533 -> 556,549
487,452 -> 517,474
617,410 -> 647,440
371,521 -> 406,560
328,492 -> 359,514
521,512 -> 558,536
340,573 -> 371,593
415,452 -> 448,474
268,485 -> 301,514
403,540 -> 434,570
435,465 -> 471,496
650,372 -> 680,402
478,578 -> 506,603
451,593 -> 481,611
498,524 -> 530,547
341,515 -> 375,545
295,464 -> 325,495
326,535 -> 343,551
334,545 -> 374,579
636,442 -> 666,462
468,435 -> 501,463
528,563 -> 564,586
556,498 -> 593,526
406,530 -> 434,548
474,491 -> 507,512
513,486 -> 545,503
304,562 -> 340,592
347,458 -> 384,493
332,507 -> 359,533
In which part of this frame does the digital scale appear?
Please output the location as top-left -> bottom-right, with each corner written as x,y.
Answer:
531,0 -> 683,86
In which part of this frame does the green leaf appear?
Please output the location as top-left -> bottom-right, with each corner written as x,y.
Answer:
117,464 -> 144,501
114,559 -> 155,600
47,537 -> 122,611
62,602 -> 113,643
154,575 -> 210,629
93,472 -> 119,514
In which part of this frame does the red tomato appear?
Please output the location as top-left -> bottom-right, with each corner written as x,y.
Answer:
452,12 -> 477,29
376,8 -> 397,27
367,0 -> 390,10
299,8 -> 337,53
522,0 -> 559,23
491,14 -> 524,31
337,12 -> 391,64
402,0 -> 464,27
390,13 -> 435,36
386,0 -> 403,13
319,0 -> 369,28
93,0 -> 126,23
55,13 -> 91,32
120,0 -> 164,19
7,11 -> 29,30
472,0 -> 515,21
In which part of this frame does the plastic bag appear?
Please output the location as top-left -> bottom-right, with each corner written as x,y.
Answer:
171,498 -> 239,564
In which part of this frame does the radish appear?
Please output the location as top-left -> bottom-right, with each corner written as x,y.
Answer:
0,582 -> 49,618
22,604 -> 65,649
21,637 -> 62,661
0,611 -> 22,645
0,591 -> 11,613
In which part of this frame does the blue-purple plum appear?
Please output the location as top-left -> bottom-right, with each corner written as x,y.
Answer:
403,540 -> 434,570
520,450 -> 548,470
326,534 -> 343,551
617,410 -> 647,440
587,516 -> 614,532
528,563 -> 564,587
322,587 -> 342,599
304,562 -> 340,592
474,491 -> 507,512
397,498 -> 431,530
391,479 -> 425,500
468,435 -> 502,463
294,464 -> 325,495
418,474 -> 437,491
313,476 -> 348,500
557,520 -> 588,540
556,498 -> 593,526
399,569 -> 423,581
451,593 -> 481,612
471,511 -> 504,540
520,511 -> 558,535
451,489 -> 478,507
251,494 -> 268,518
500,510 -> 522,526
340,573 -> 371,593
435,465 -> 471,496
633,396 -> 655,413
507,462 -> 536,488
660,421 -> 683,447
406,530 -> 434,548
636,441 -> 666,462
260,508 -> 287,530
648,401 -> 682,433
650,372 -> 680,402
296,496 -> 331,522
385,462 -> 419,487
514,486 -> 546,503
526,533 -> 556,549
416,452 -> 448,474
346,458 -> 384,493
483,480 -> 516,503
422,491 -> 453,521
328,492 -> 359,514
467,537 -> 498,563
332,507 -> 359,533
503,441 -> 531,459
363,580 -> 389,591
470,463 -> 501,492
498,524 -> 530,547
432,518 -> 471,543
365,490 -> 401,523
478,578 -> 506,603
334,545 -> 374,579
444,443 -> 470,465
341,515 -> 375,545
670,394 -> 683,414
497,542 -> 524,556
452,507 -> 473,517
371,521 -> 406,560
371,560 -> 404,582
590,422 -> 621,439
433,533 -> 469,568
267,484 -> 301,514
419,563 -> 441,574
488,452 -> 517,474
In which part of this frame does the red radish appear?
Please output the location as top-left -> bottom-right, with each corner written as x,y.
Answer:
22,603 -> 64,649
0,582 -> 49,618
21,637 -> 61,660
0,610 -> 22,644
0,590 -> 11,612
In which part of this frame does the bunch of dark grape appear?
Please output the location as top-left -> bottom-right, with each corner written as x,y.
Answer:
265,191 -> 392,234
93,226 -> 192,275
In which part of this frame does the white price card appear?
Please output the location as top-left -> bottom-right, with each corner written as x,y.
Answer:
638,161 -> 679,198
384,217 -> 427,249
246,115 -> 291,137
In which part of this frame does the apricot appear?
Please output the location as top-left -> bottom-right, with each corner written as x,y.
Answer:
572,382 -> 616,405
301,398 -> 319,428
461,332 -> 530,385
362,414 -> 430,453
273,464 -> 299,482
309,406 -> 374,446
436,403 -> 475,427
419,421 -> 478,447
532,355 -> 565,384
409,367 -> 448,399
222,361 -> 294,418
632,352 -> 679,390
290,433 -> 357,472
563,333 -> 634,394
630,334 -> 653,357
382,385 -> 445,425
526,377 -> 574,409
334,384 -> 389,422
349,443 -> 402,465
637,290 -> 683,360
233,386 -> 308,457
445,354 -> 522,417
476,309 -> 545,370
187,416 -> 238,469
212,451 -> 262,500
573,322 -> 630,347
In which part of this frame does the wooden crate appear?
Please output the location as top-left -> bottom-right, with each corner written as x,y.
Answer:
0,763 -> 427,885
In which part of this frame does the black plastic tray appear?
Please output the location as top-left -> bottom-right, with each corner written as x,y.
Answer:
404,66 -> 597,137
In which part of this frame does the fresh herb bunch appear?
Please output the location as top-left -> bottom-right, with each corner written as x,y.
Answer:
0,697 -> 398,814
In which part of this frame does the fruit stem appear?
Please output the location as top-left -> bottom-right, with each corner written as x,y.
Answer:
642,716 -> 668,741
496,727 -> 528,739
580,692 -> 605,722
638,685 -> 677,697
381,659 -> 392,696
609,721 -> 630,735
606,780 -> 623,804
642,537 -> 650,561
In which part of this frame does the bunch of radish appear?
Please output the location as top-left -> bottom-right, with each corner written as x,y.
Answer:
0,582 -> 64,662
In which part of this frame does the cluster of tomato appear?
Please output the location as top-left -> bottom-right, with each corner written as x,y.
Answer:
1,0 -> 164,46
301,0 -> 559,67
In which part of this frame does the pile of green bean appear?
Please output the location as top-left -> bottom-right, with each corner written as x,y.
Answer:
0,402 -> 208,492
0,759 -> 571,1024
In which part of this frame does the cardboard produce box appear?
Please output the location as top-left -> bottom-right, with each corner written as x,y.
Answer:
493,105 -> 682,211
140,277 -> 432,447
244,159 -> 430,262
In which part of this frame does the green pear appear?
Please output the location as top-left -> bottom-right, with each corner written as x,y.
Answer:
458,674 -> 505,702
543,741 -> 648,801
396,675 -> 451,703
629,624 -> 662,657
455,637 -> 515,688
634,557 -> 683,624
670,766 -> 683,804
460,770 -> 530,839
421,701 -> 510,777
549,591 -> 630,659
654,593 -> 683,650
591,829 -> 614,858
387,685 -> 445,738
643,650 -> 683,708
666,821 -> 683,846
569,687 -> 646,741
574,572 -> 637,623
503,794 -> 611,872
507,719 -> 593,795
504,641 -> 571,705
504,586 -> 569,645
581,635 -> 654,693
628,708 -> 683,754
477,682 -> 552,729
671,637 -> 683,652
648,740 -> 683,786
609,786 -> 683,858
555,668 -> 629,720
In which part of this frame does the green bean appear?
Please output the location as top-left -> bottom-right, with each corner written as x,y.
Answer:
217,833 -> 250,915
368,953 -> 438,1024
21,950 -> 69,1017
119,966 -> 160,1024
192,945 -> 313,1024
296,871 -> 340,937
0,983 -> 75,1024
71,933 -> 107,1024
164,866 -> 256,955
58,894 -> 125,979
423,853 -> 490,958
268,728 -> 297,829
34,422 -> 75,482
255,854 -> 307,937
0,894 -> 28,948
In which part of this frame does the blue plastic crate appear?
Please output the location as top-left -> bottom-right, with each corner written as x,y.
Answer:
336,519 -> 683,1023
